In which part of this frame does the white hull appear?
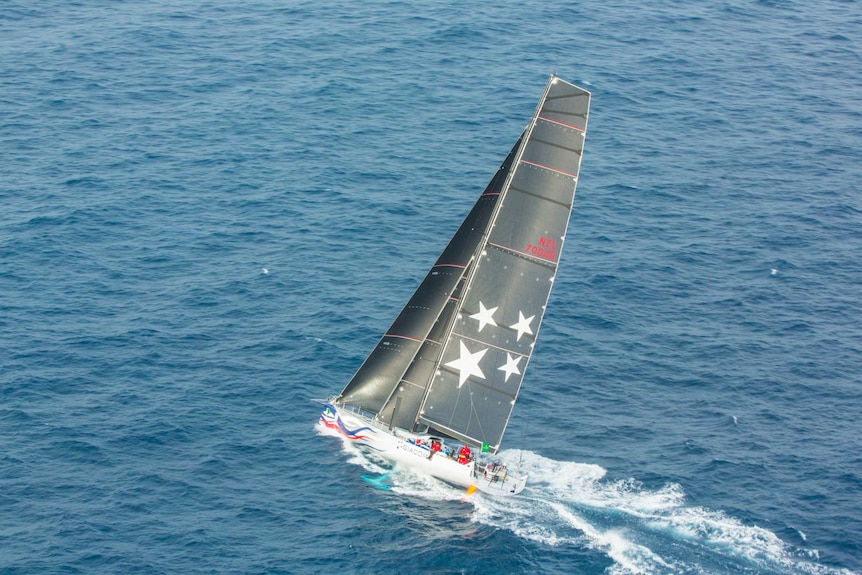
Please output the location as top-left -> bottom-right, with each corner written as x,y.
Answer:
318,402 -> 526,496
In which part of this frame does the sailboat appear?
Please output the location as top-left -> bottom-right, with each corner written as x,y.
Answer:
318,75 -> 590,496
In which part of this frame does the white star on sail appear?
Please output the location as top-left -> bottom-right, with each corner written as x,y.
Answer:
469,301 -> 498,332
498,353 -> 522,382
510,311 -> 535,341
445,341 -> 488,387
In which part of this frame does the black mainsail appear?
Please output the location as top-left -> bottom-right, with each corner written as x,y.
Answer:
338,75 -> 590,454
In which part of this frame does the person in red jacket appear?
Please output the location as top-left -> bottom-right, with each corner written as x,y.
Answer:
427,439 -> 442,460
457,444 -> 472,464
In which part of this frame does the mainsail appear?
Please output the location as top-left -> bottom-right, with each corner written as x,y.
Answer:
338,75 -> 590,453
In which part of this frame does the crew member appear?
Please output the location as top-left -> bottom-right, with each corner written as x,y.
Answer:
428,440 -> 441,459
457,444 -> 471,464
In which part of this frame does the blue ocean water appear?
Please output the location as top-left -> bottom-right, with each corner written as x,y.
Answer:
2,1 -> 861,573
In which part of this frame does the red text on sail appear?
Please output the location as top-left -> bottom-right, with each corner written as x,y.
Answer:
525,236 -> 558,262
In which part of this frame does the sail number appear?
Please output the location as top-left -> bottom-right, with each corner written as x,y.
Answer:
525,237 -> 558,261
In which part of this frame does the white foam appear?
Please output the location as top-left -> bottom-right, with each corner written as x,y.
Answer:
471,449 -> 853,575
550,500 -> 673,574
387,468 -> 465,501
469,487 -> 670,574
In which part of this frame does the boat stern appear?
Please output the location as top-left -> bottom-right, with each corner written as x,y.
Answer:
472,461 -> 528,496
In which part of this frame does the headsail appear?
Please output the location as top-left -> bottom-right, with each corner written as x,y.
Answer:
339,76 -> 590,453
337,136 -> 523,415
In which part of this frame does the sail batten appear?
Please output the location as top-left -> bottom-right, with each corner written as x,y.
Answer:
506,184 -> 573,208
537,115 -> 586,132
519,159 -> 579,179
486,241 -> 559,269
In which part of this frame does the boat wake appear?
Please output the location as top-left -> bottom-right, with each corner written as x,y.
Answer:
471,450 -> 853,575
326,433 -> 853,575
